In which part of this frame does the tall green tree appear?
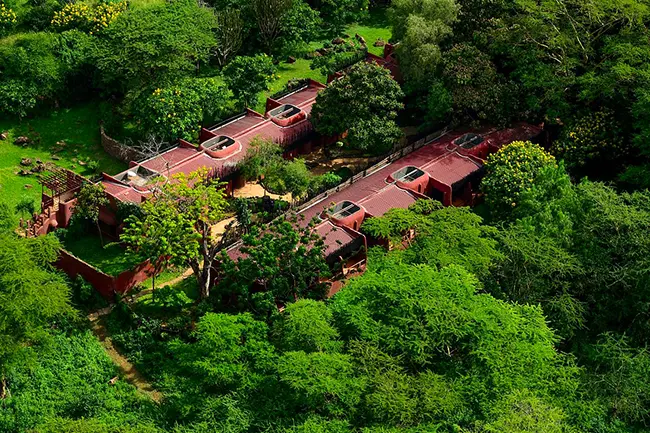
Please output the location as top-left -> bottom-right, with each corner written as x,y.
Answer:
131,77 -> 231,141
215,215 -> 329,310
92,1 -> 217,92
0,233 -> 72,392
222,54 -> 276,107
311,62 -> 404,154
122,169 -> 229,299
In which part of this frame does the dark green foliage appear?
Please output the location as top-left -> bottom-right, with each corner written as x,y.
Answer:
310,0 -> 369,31
0,329 -> 157,432
311,62 -> 404,154
0,32 -> 67,116
92,1 -> 217,93
215,216 -> 330,311
223,54 -> 276,107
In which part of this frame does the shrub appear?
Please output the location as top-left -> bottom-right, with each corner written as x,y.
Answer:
152,285 -> 193,311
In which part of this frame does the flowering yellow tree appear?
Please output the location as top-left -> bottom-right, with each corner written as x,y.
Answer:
0,2 -> 17,34
552,110 -> 626,174
482,141 -> 557,217
51,1 -> 127,34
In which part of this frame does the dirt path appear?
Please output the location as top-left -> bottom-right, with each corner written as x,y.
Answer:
233,182 -> 292,201
88,313 -> 163,403
85,215 -> 236,401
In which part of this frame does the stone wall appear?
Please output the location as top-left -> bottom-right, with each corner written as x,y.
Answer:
100,127 -> 143,164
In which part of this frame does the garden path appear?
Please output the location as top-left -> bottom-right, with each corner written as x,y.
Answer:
87,313 -> 163,403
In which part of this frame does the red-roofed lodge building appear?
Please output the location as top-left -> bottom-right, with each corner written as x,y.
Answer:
224,123 -> 542,297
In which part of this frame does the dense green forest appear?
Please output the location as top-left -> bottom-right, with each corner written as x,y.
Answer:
3,0 -> 650,431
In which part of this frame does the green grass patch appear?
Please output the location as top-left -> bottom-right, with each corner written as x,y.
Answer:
254,10 -> 392,112
255,58 -> 327,112
139,267 -> 187,291
63,233 -> 139,276
0,103 -> 126,213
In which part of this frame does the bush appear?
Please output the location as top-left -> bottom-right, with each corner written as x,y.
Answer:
21,0 -> 61,31
152,285 -> 193,311
311,39 -> 367,75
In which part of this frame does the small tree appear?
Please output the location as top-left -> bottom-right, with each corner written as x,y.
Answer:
311,62 -> 404,154
223,54 -> 276,107
238,137 -> 285,181
74,183 -> 110,246
215,214 -> 329,310
121,169 -> 229,299
121,200 -> 198,292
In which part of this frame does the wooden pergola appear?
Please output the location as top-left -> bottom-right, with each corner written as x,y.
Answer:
39,167 -> 85,209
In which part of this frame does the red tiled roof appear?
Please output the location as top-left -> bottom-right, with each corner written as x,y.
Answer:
315,220 -> 359,256
140,146 -> 198,172
298,124 -> 541,224
421,151 -> 482,187
102,82 -> 324,203
358,184 -> 418,217
210,112 -> 266,138
102,181 -> 151,203
224,219 -> 360,262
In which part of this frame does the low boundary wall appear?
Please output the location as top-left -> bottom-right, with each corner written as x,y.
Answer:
56,249 -> 156,300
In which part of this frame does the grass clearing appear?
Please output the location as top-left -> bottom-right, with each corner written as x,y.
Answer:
63,233 -> 139,276
254,9 -> 392,111
0,103 -> 126,212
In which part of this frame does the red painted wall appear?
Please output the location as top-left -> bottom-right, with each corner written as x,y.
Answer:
55,249 -> 157,300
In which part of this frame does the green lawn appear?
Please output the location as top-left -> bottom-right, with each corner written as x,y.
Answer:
255,58 -> 327,112
254,9 -> 392,112
63,233 -> 140,276
0,103 -> 126,212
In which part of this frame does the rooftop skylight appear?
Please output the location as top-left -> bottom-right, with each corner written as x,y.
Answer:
453,133 -> 485,149
327,201 -> 362,219
391,166 -> 426,183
